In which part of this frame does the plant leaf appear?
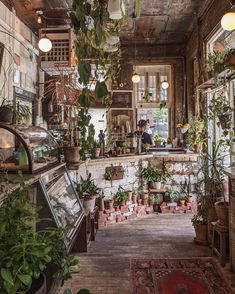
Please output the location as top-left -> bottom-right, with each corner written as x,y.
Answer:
1,269 -> 14,286
78,62 -> 91,85
95,81 -> 108,99
17,274 -> 32,286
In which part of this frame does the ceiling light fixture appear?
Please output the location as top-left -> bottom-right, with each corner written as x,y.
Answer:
36,10 -> 43,24
132,72 -> 140,83
161,80 -> 169,89
221,4 -> 235,31
38,35 -> 52,52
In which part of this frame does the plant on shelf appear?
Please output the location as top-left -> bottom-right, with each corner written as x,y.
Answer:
179,175 -> 193,205
206,48 -> 235,78
0,99 -> 31,124
91,139 -> 101,159
187,117 -> 207,153
153,134 -> 163,147
75,173 -> 100,212
191,212 -> 208,243
122,141 -> 131,154
142,162 -> 171,189
0,173 -> 78,294
208,92 -> 233,136
114,186 -> 129,206
165,188 -> 180,203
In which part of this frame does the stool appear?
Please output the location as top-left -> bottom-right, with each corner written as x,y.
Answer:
211,221 -> 229,267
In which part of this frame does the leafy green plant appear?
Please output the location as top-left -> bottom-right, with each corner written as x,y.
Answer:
149,194 -> 157,203
114,186 -> 128,204
188,117 -> 207,151
179,175 -> 193,200
0,174 -> 78,293
153,134 -> 163,142
92,139 -> 101,149
122,141 -> 131,148
141,166 -> 161,184
209,92 -> 233,136
206,48 -> 235,77
0,99 -> 31,123
191,213 -> 207,226
165,188 -> 180,202
75,173 -> 100,199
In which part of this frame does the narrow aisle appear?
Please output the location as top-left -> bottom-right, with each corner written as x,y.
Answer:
56,214 -> 216,294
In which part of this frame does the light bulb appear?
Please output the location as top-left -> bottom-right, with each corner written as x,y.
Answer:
38,37 -> 52,53
221,11 -> 235,31
132,73 -> 140,83
37,15 -> 42,24
161,81 -> 169,89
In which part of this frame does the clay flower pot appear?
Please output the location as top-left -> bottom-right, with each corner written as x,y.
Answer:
194,224 -> 207,243
214,201 -> 229,228
63,146 -> 80,165
179,199 -> 186,206
83,195 -> 96,212
104,199 -> 114,210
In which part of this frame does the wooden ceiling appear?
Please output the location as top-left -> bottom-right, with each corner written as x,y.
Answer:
2,0 -> 211,45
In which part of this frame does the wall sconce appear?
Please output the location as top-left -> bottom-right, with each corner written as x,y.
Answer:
221,5 -> 235,31
36,10 -> 43,24
38,36 -> 52,52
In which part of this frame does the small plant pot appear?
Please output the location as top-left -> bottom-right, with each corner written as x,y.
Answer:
187,195 -> 193,203
214,201 -> 229,228
132,193 -> 137,204
155,141 -> 162,147
228,53 -> 235,66
179,199 -> 186,206
30,274 -> 47,294
128,191 -> 133,202
83,195 -> 96,212
119,200 -> 126,206
194,224 -> 207,243
126,148 -> 131,154
152,182 -> 162,190
137,198 -> 142,206
104,199 -> 114,210
63,146 -> 80,165
91,148 -> 101,158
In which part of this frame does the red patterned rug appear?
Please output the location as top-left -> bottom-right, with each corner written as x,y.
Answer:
131,258 -> 234,294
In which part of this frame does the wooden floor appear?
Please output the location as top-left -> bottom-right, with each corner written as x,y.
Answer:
55,213 -> 235,294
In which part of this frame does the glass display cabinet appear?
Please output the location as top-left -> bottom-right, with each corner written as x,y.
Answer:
0,124 -> 60,174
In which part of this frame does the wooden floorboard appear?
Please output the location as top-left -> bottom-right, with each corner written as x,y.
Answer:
55,213 -> 235,294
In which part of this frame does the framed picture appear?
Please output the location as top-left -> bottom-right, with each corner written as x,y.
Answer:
111,91 -> 133,108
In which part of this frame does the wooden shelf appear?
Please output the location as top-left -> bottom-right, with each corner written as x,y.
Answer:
149,188 -> 166,193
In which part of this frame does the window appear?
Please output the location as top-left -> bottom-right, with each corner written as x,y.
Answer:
134,65 -> 171,104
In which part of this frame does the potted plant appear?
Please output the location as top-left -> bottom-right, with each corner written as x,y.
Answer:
149,194 -> 157,206
0,99 -> 31,124
91,140 -> 101,158
188,117 -> 207,153
153,134 -> 163,147
104,197 -> 114,210
165,188 -> 180,203
0,174 -> 78,294
114,186 -> 128,206
191,213 -> 207,243
141,165 -> 161,189
122,141 -> 131,154
75,173 -> 100,212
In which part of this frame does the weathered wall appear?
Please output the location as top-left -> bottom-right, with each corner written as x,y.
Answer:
69,154 -> 199,199
0,1 -> 38,104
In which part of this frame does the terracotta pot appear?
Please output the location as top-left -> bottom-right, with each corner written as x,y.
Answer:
119,200 -> 125,206
104,199 -> 114,210
91,148 -> 101,158
215,201 -> 229,228
132,193 -> 137,203
187,195 -> 193,203
83,195 -> 96,212
63,146 -> 80,164
0,106 -> 13,123
30,274 -> 47,294
228,53 -> 235,66
194,224 -> 207,243
155,141 -> 161,147
128,191 -> 133,202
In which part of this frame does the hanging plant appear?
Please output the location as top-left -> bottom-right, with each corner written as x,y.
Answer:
71,0 -> 123,158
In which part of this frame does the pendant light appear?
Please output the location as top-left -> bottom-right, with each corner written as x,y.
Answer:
132,16 -> 140,84
38,36 -> 52,52
161,66 -> 169,89
221,3 -> 235,31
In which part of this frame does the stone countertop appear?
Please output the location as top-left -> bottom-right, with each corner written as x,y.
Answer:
224,167 -> 235,179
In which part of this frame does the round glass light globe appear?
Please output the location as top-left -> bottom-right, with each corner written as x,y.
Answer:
132,73 -> 140,83
221,12 -> 235,31
38,37 -> 52,52
161,81 -> 169,89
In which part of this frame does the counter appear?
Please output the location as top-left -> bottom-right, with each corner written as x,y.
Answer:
68,153 -> 199,198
